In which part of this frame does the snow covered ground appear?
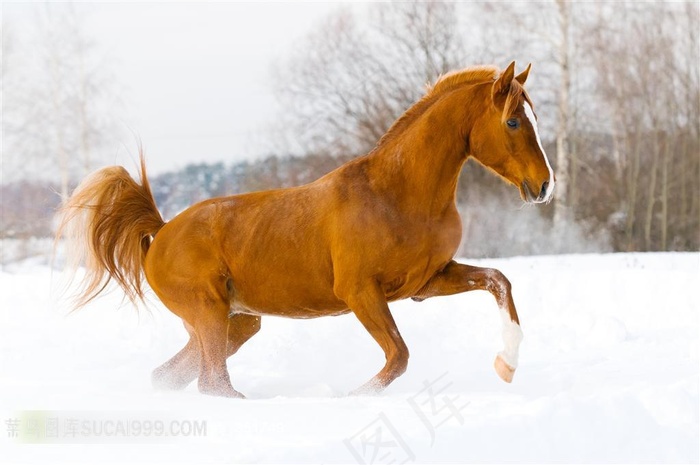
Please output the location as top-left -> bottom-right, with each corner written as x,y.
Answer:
1,252 -> 698,464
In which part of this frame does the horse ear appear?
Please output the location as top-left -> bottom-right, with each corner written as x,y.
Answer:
492,61 -> 516,107
515,63 -> 531,86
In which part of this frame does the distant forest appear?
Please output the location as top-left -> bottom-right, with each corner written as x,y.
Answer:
2,1 -> 698,261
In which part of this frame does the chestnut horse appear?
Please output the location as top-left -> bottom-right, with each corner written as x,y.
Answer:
58,62 -> 554,397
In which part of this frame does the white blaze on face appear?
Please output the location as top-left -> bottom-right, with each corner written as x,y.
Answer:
523,101 -> 555,202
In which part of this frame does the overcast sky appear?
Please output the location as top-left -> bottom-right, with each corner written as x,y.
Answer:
4,1 -> 348,175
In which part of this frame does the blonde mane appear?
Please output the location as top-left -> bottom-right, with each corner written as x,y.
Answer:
374,65 -> 531,149
429,65 -> 499,96
374,66 -> 499,149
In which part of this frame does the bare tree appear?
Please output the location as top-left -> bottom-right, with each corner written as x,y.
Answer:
271,1 -> 465,159
588,3 -> 699,251
2,4 -> 123,248
247,1 -> 699,254
552,0 -> 572,228
3,4 -> 121,196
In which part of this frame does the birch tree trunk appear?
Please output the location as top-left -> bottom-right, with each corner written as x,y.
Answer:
553,0 -> 571,229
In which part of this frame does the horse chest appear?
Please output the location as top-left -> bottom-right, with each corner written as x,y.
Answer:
378,212 -> 462,300
380,252 -> 451,300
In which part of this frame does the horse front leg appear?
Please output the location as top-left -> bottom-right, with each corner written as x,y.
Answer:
336,280 -> 410,395
413,260 -> 524,383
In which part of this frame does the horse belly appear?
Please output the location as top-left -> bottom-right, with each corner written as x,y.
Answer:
209,190 -> 350,318
228,278 -> 349,319
225,247 -> 348,319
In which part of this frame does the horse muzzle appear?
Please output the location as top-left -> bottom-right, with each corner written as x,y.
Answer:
521,180 -> 555,204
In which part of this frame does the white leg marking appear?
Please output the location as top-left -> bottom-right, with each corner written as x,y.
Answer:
498,306 -> 523,368
523,101 -> 555,202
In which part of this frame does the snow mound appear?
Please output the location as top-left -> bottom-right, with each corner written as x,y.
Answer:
1,253 -> 698,463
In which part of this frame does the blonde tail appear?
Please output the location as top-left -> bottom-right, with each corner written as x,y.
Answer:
56,155 -> 165,307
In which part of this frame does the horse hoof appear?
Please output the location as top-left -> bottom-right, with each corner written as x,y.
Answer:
200,388 -> 246,399
349,379 -> 383,396
349,387 -> 379,397
198,383 -> 247,398
152,371 -> 192,391
226,390 -> 246,399
494,354 -> 516,383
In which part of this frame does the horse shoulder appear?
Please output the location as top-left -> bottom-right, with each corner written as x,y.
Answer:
322,168 -> 463,301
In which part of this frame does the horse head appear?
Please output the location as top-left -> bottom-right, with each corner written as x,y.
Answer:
469,62 -> 555,204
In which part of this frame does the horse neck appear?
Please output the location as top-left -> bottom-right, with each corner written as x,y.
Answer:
367,84 -> 487,213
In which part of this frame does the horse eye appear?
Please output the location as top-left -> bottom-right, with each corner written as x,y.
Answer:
506,118 -> 520,129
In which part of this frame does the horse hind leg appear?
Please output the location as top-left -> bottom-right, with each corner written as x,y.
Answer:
151,314 -> 261,392
192,304 -> 249,398
200,314 -> 261,398
152,320 -> 200,391
226,314 -> 262,357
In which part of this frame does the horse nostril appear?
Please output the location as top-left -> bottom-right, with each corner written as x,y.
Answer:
539,181 -> 549,200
